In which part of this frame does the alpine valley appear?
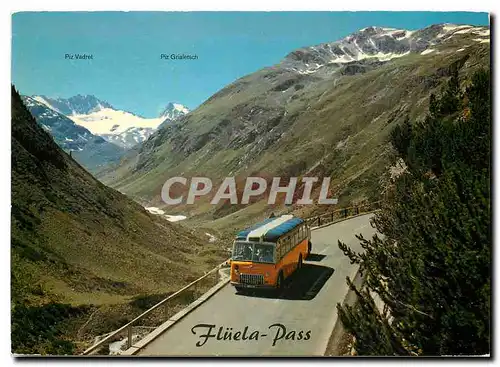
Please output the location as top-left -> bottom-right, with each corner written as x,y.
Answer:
98,23 -> 490,231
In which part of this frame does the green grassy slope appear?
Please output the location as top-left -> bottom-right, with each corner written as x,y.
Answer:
99,31 -> 490,232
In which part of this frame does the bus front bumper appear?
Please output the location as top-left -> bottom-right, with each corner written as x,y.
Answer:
230,281 -> 276,289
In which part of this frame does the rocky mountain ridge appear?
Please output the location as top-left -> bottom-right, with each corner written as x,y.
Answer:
280,23 -> 489,74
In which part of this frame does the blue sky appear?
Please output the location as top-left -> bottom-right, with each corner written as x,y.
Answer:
12,11 -> 489,117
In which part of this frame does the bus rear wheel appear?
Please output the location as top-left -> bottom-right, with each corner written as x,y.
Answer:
276,272 -> 284,291
297,254 -> 303,270
307,240 -> 312,256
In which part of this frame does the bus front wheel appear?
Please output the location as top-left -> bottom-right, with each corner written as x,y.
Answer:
297,254 -> 303,270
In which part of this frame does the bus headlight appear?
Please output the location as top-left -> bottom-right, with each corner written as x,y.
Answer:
234,265 -> 239,274
265,272 -> 270,277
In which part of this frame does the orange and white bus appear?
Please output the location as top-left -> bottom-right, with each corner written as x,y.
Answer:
230,215 -> 311,292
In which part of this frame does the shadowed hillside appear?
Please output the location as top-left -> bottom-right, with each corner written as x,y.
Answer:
11,86 -> 226,354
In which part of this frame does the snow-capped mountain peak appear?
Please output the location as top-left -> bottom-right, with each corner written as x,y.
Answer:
21,95 -> 127,173
70,108 -> 165,149
280,23 -> 490,74
159,102 -> 190,120
31,94 -> 190,149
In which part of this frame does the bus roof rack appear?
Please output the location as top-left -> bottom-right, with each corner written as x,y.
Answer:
235,215 -> 304,242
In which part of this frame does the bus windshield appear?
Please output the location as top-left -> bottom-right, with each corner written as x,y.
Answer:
232,242 -> 275,263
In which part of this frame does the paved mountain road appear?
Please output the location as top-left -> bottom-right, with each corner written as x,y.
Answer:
138,213 -> 377,356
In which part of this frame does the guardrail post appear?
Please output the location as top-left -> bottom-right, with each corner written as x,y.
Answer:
215,268 -> 219,284
127,326 -> 132,349
331,212 -> 334,223
164,302 -> 169,321
317,217 -> 320,227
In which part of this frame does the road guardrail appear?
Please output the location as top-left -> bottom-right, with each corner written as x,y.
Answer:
305,201 -> 382,228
